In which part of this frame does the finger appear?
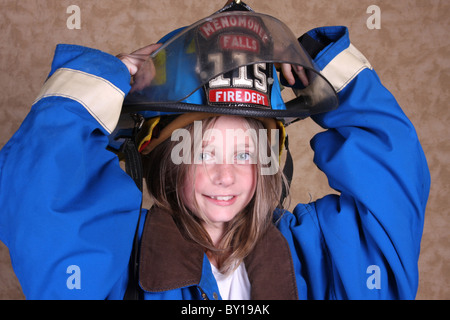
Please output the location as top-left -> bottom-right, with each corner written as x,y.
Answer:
131,55 -> 157,92
131,43 -> 162,56
293,65 -> 309,87
117,43 -> 163,76
118,55 -> 140,75
281,63 -> 295,86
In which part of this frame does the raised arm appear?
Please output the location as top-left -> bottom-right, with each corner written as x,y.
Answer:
0,44 -> 153,299
279,26 -> 430,299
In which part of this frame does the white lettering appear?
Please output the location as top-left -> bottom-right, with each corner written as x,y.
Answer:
66,5 -> 81,30
366,265 -> 381,289
66,265 -> 81,290
201,23 -> 215,37
208,53 -> 231,88
215,90 -> 223,101
254,63 -> 267,93
208,53 -> 268,94
171,128 -> 191,165
234,66 -> 253,88
170,122 -> 279,175
366,5 -> 381,30
225,304 -> 270,315
181,304 -> 215,317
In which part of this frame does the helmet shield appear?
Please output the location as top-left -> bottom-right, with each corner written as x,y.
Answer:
123,11 -> 338,120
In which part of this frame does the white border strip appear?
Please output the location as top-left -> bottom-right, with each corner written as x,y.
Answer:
33,68 -> 125,133
321,44 -> 373,93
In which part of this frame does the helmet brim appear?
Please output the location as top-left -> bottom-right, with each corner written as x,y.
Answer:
122,11 -> 338,122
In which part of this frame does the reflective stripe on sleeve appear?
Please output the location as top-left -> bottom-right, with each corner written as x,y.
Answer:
33,68 -> 125,133
321,44 -> 373,93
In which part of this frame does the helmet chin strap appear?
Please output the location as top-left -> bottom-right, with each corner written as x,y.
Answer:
122,116 -> 145,300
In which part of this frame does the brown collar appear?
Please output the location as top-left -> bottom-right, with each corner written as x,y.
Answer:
139,207 -> 298,299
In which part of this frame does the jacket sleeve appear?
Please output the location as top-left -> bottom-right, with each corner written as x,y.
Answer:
283,26 -> 430,299
0,45 -> 141,299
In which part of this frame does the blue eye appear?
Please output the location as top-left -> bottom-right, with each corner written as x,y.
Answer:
236,152 -> 251,161
199,152 -> 212,161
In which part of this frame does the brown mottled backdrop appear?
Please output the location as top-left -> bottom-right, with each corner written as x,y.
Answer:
0,0 -> 448,299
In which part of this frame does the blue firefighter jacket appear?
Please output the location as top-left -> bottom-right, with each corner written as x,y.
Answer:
0,26 -> 430,300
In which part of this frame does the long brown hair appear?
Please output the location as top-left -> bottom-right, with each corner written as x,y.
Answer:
143,116 -> 288,274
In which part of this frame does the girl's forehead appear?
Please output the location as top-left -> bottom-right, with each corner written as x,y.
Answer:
206,115 -> 250,130
201,116 -> 257,145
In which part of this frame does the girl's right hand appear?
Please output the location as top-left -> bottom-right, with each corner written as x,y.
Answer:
117,43 -> 162,76
117,43 -> 162,91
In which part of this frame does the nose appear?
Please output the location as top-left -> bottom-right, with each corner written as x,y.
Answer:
210,164 -> 235,187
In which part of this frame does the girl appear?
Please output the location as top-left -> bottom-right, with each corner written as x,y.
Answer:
0,2 -> 430,300
142,115 -> 285,299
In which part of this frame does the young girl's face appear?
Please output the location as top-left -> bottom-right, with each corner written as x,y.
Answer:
181,116 -> 257,233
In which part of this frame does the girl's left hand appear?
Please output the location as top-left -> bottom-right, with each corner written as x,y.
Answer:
278,63 -> 310,87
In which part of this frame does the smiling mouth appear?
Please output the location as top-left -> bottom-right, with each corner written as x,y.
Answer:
207,195 -> 235,201
203,194 -> 239,207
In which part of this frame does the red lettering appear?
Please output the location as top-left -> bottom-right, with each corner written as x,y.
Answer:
219,35 -> 259,53
200,23 -> 216,38
209,88 -> 269,107
199,15 -> 269,44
